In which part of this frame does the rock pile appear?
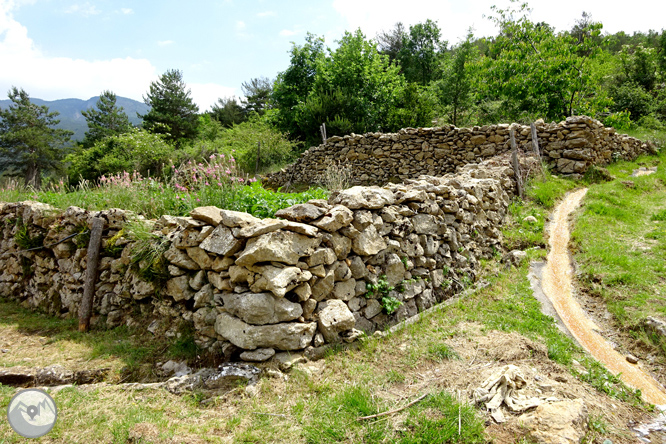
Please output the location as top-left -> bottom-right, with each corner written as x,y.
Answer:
265,116 -> 653,188
0,160 -> 515,361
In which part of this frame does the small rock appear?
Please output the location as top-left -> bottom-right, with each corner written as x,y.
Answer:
626,354 -> 639,364
240,348 -> 276,362
523,215 -> 538,224
1,349 -> 8,353
273,352 -> 306,371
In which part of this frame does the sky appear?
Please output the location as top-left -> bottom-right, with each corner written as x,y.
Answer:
1,0 -> 665,112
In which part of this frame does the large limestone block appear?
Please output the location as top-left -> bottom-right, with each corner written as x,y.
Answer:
236,230 -> 320,267
330,186 -> 395,209
311,206 -> 353,232
249,265 -> 312,298
232,219 -> 287,238
311,268 -> 335,301
351,225 -> 387,256
222,292 -> 303,325
317,299 -> 355,343
164,246 -> 200,270
166,276 -> 195,301
522,399 -> 588,444
186,247 -> 213,270
411,214 -> 439,234
275,204 -> 326,223
215,312 -> 316,350
190,206 -> 223,226
199,225 -> 244,256
219,209 -> 261,227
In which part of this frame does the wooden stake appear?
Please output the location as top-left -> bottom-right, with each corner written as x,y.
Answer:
78,216 -> 105,332
530,122 -> 541,159
510,129 -> 524,198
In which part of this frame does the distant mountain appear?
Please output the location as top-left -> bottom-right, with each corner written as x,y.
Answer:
0,96 -> 150,142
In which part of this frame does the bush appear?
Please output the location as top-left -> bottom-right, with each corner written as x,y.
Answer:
67,129 -> 175,183
180,114 -> 299,174
603,110 -> 633,131
610,81 -> 653,121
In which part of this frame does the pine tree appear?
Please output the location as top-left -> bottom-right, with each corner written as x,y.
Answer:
140,69 -> 199,146
81,90 -> 132,147
0,87 -> 72,188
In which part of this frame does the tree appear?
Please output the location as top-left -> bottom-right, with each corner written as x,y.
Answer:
272,33 -> 326,139
480,2 -> 607,121
295,30 -> 408,145
0,87 -> 72,188
376,22 -> 407,63
67,129 -> 173,182
81,90 -> 132,148
433,35 -> 476,126
241,77 -> 273,115
210,96 -> 246,127
140,69 -> 199,146
400,20 -> 447,85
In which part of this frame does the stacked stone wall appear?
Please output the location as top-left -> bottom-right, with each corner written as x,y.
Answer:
265,116 -> 652,188
0,161 -> 516,362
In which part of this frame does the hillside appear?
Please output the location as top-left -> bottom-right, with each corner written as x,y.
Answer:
0,96 -> 149,141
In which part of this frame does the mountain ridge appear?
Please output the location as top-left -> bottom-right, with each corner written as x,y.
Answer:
0,96 -> 149,142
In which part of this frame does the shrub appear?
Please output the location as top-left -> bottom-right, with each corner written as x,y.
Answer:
66,129 -> 175,183
182,114 -> 299,175
603,110 -> 633,131
609,82 -> 653,121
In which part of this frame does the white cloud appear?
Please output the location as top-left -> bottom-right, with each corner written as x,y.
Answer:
236,20 -> 246,31
257,11 -> 276,18
157,40 -> 174,47
189,83 -> 237,112
120,8 -> 133,15
279,29 -> 297,37
64,2 -> 100,17
0,3 -> 156,101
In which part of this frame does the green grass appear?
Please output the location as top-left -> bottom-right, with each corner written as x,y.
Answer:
0,178 -> 328,220
0,297 -> 197,381
572,149 -> 666,357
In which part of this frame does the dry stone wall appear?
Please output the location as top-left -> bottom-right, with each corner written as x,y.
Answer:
0,161 -> 516,362
265,116 -> 653,188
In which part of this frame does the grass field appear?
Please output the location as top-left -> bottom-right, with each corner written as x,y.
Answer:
2,141 -> 665,442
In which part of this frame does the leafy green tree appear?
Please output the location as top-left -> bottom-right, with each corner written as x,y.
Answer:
81,90 -> 132,148
295,30 -> 411,145
376,22 -> 407,63
400,20 -> 447,85
0,87 -> 72,188
480,2 -> 607,121
433,35 -> 476,126
618,44 -> 658,92
272,33 -> 326,140
67,128 -> 174,182
140,69 -> 199,146
241,77 -> 273,115
210,96 -> 246,127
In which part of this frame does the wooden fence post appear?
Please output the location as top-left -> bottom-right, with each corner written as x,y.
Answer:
78,216 -> 105,332
510,129 -> 524,199
530,122 -> 541,159
320,123 -> 327,144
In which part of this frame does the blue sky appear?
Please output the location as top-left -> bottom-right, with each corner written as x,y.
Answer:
1,0 -> 665,111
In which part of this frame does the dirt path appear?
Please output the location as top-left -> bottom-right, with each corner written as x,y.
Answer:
541,188 -> 666,408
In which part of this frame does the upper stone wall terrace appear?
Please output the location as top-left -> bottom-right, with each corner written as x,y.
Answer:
266,116 -> 653,188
